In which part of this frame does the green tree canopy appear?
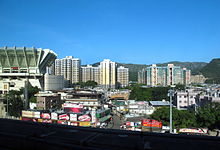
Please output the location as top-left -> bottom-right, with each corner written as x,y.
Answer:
129,86 -> 169,101
151,107 -> 197,129
196,102 -> 220,129
4,90 -> 23,117
75,81 -> 98,88
20,85 -> 40,103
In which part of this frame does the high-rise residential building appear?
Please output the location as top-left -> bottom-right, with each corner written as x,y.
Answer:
146,64 -> 158,86
55,56 -> 81,86
117,66 -> 129,88
81,65 -> 93,82
183,68 -> 191,85
81,65 -> 100,84
93,66 -> 100,84
100,59 -> 116,89
138,68 -> 147,84
146,64 -> 191,86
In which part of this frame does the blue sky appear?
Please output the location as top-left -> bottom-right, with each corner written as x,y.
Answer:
0,0 -> 220,65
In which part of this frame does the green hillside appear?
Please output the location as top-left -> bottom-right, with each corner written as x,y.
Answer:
200,58 -> 220,84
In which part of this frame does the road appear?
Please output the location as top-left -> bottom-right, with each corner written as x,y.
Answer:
107,112 -> 125,129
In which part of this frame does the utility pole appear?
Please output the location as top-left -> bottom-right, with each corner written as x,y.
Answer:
6,96 -> 9,118
168,87 -> 175,133
24,79 -> 29,110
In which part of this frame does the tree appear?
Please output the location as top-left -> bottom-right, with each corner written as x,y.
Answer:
151,107 -> 197,129
196,102 -> 220,129
20,84 -> 40,103
85,81 -> 98,88
129,86 -> 169,101
75,81 -> 98,88
4,90 -> 23,117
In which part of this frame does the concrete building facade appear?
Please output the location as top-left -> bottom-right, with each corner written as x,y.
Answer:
100,59 -> 116,89
81,65 -> 100,84
174,90 -> 198,110
55,56 -> 81,86
117,66 -> 129,88
138,68 -> 147,84
44,74 -> 64,91
35,92 -> 62,110
146,64 -> 191,86
0,46 -> 57,93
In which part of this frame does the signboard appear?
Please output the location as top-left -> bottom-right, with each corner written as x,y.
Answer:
22,110 -> 35,118
58,114 -> 70,120
179,128 -> 208,134
21,117 -> 33,121
11,67 -> 19,70
126,122 -> 131,126
63,103 -> 83,108
38,119 -> 43,122
51,112 -> 58,120
41,113 -> 51,119
63,103 -> 83,113
33,111 -> 41,119
78,114 -> 91,122
42,119 -> 52,123
69,122 -> 78,126
142,119 -> 162,128
79,122 -> 91,127
57,120 -> 68,125
70,114 -> 77,121
91,109 -> 96,123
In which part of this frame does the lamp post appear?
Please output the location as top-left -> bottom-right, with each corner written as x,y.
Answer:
168,88 -> 175,133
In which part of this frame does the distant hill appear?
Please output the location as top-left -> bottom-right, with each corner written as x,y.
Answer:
116,63 -> 148,81
200,58 -> 220,84
92,61 -> 207,81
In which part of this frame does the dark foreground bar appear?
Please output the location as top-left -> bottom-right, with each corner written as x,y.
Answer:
0,119 -> 220,150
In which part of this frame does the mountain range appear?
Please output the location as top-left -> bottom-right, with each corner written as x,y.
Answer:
93,59 -> 220,82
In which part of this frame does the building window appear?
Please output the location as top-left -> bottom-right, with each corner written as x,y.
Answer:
179,101 -> 182,103
184,96 -> 187,98
184,101 -> 187,103
179,96 -> 182,98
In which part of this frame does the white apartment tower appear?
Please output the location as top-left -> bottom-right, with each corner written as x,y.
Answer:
81,65 -> 100,84
55,56 -> 81,85
117,66 -> 129,88
100,59 -> 116,89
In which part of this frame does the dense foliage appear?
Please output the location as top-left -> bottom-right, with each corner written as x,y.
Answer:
20,84 -> 40,103
151,107 -> 197,129
196,102 -> 220,130
150,102 -> 220,130
200,59 -> 220,84
4,90 -> 23,117
4,84 -> 40,117
129,86 -> 170,101
128,84 -> 185,101
76,81 -> 98,88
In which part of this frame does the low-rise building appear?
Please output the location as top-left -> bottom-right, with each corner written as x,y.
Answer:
149,100 -> 170,108
35,92 -> 62,110
64,90 -> 104,109
174,90 -> 198,110
127,101 -> 154,115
